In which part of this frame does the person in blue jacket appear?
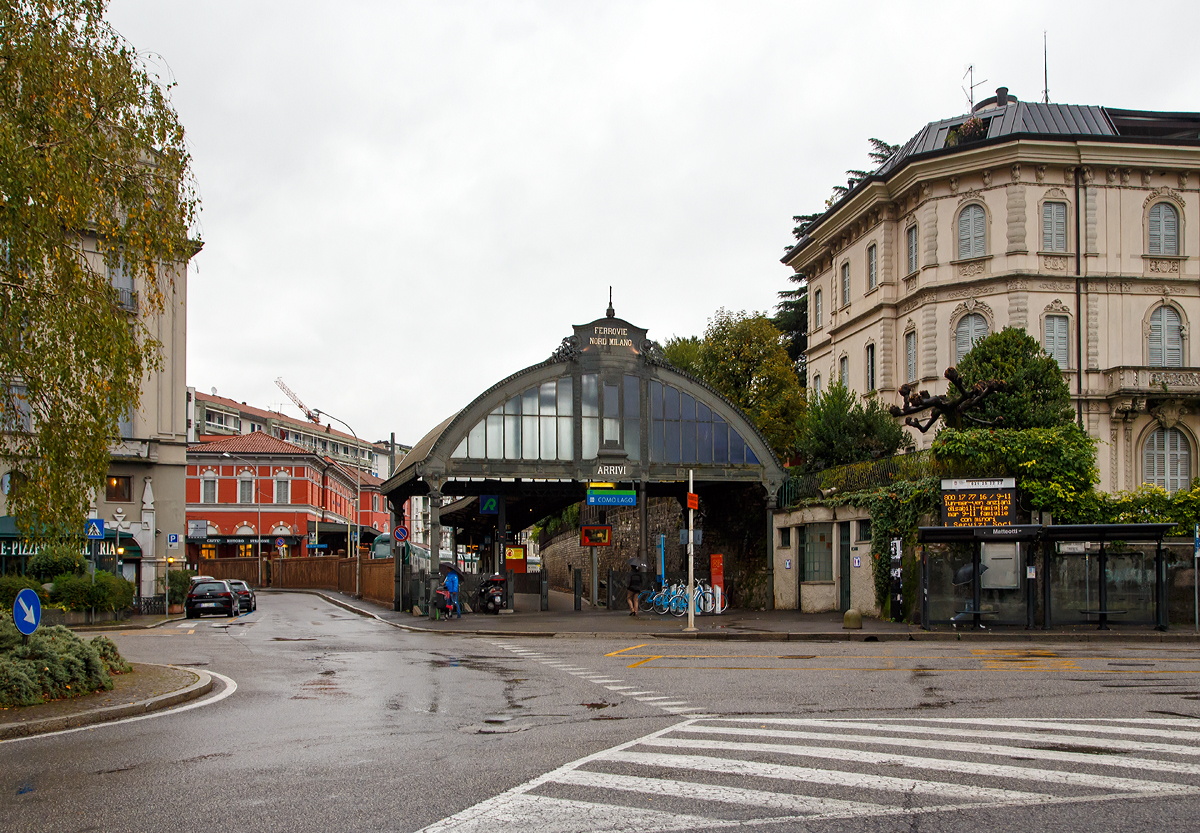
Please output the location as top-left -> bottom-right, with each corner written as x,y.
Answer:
444,568 -> 461,618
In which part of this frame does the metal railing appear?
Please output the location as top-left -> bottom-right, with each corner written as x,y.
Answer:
778,450 -> 994,509
114,287 -> 138,313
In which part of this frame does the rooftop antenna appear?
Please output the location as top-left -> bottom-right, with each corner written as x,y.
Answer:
606,286 -> 615,318
962,65 -> 987,111
1042,31 -> 1050,103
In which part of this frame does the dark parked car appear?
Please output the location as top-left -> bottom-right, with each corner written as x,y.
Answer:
228,579 -> 257,613
185,580 -> 239,619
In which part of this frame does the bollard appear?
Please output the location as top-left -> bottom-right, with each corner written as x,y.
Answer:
574,568 -> 582,611
843,608 -> 863,629
540,569 -> 549,612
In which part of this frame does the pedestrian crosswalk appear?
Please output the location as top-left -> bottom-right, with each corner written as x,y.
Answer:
418,716 -> 1200,832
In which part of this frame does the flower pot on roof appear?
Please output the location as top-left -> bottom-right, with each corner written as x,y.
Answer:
958,116 -> 986,142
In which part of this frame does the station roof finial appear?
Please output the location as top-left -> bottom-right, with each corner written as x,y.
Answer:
606,286 -> 615,318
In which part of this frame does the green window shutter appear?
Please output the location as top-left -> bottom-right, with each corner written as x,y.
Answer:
1165,306 -> 1183,367
1043,202 -> 1067,251
1149,203 -> 1163,256
957,209 -> 972,259
907,226 -> 918,272
972,205 -> 986,257
906,331 -> 917,382
1149,307 -> 1164,366
867,245 -> 877,289
866,345 -> 875,390
1045,315 -> 1068,367
1163,204 -> 1179,256
956,313 -> 988,362
841,263 -> 850,306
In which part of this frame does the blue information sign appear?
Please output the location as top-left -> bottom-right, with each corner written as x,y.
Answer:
587,491 -> 637,507
479,495 -> 499,515
85,518 -> 105,540
14,587 -> 41,636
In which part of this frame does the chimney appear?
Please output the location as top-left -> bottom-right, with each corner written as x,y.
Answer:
996,87 -> 1009,107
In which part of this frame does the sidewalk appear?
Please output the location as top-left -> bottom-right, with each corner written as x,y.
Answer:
272,588 -> 1200,642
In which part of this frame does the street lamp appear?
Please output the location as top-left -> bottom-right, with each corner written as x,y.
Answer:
222,451 -> 263,587
313,408 -> 362,597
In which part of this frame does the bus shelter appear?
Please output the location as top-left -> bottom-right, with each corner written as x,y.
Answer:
917,523 -> 1175,631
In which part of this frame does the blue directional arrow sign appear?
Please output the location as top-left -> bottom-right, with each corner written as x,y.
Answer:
86,518 -> 105,539
14,587 -> 41,636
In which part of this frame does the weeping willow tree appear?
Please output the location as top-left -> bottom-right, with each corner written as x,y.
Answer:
0,0 -> 200,536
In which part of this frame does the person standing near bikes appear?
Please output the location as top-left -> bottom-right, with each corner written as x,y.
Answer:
627,559 -> 644,616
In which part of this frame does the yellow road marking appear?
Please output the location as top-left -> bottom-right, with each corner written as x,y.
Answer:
605,643 -> 649,657
642,666 -> 1200,673
627,655 -> 664,668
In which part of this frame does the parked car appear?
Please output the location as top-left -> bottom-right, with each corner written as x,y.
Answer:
185,580 -> 239,619
189,574 -> 216,586
228,579 -> 257,613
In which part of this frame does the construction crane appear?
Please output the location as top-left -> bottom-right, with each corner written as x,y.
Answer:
275,377 -> 321,424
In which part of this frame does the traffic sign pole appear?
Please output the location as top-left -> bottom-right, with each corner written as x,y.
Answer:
684,469 -> 697,634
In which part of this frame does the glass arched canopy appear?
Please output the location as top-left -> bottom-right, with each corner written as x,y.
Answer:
382,313 -> 785,502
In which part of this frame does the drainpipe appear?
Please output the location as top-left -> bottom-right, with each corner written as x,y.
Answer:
1074,165 -> 1083,428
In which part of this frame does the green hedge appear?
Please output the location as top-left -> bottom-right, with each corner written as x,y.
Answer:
0,610 -> 134,707
26,543 -> 87,581
0,576 -> 48,611
168,568 -> 196,605
50,572 -> 134,612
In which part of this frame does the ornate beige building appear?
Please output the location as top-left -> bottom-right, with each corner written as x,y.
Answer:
784,89 -> 1200,495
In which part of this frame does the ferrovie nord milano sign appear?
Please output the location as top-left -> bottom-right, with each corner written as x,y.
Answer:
573,316 -> 647,356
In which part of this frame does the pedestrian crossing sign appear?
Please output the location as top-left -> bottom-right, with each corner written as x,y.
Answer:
85,519 -> 105,540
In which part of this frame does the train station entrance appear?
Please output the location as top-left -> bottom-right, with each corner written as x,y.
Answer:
381,306 -> 787,603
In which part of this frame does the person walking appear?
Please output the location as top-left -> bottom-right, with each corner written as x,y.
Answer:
627,561 -> 644,616
444,567 -> 461,618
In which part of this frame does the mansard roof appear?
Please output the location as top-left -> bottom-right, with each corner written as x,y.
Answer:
784,99 -> 1200,266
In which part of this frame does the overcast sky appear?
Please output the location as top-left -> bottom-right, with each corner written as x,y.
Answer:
107,0 -> 1200,447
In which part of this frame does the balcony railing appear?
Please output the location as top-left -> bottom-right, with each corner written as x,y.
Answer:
1103,366 -> 1200,397
113,286 -> 138,313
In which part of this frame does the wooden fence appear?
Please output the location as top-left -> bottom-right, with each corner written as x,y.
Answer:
202,558 -> 262,586
203,555 -> 396,608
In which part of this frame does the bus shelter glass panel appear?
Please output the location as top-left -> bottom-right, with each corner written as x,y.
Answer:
1050,548 -> 1154,626
927,543 -> 1028,625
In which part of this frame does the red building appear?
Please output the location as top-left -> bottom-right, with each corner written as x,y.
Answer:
185,433 -> 394,567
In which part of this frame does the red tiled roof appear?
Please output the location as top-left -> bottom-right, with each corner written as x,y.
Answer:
187,433 -> 310,456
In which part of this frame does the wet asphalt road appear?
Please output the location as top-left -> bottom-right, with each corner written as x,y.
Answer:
3,593 -> 1200,832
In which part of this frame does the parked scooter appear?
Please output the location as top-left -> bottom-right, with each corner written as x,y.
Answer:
476,574 -> 506,614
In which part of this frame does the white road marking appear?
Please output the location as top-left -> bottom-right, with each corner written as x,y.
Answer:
0,671 -> 238,745
608,749 -> 1053,801
676,723 -> 1200,776
415,717 -> 1200,832
555,769 -> 886,816
635,695 -> 675,701
728,718 -> 1200,758
638,738 -> 1196,794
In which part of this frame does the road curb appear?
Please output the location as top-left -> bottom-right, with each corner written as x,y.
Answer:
0,664 -> 214,740
69,616 -> 187,633
272,589 -> 1200,643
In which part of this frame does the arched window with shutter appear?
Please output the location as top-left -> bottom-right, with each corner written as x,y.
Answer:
957,204 -> 986,259
955,313 -> 988,362
1149,202 -> 1180,256
1144,427 -> 1191,493
905,331 -> 917,383
813,289 -> 822,329
1148,306 -> 1183,368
